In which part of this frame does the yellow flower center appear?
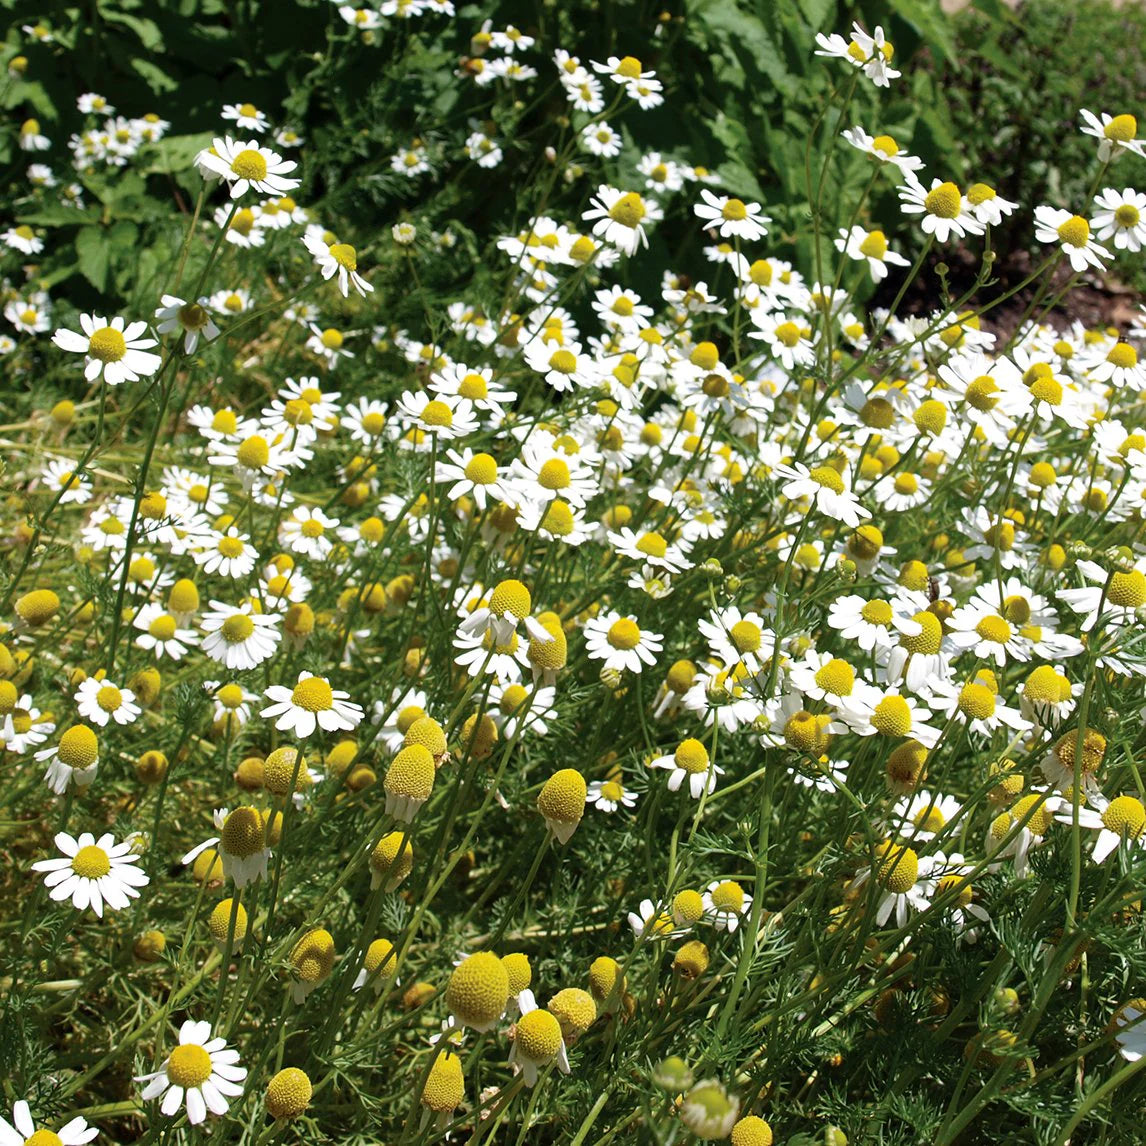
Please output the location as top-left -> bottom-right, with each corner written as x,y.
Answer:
420,400 -> 453,427
1108,570 -> 1146,608
674,738 -> 709,774
599,779 -> 625,802
58,725 -> 98,767
1012,794 -> 1053,836
608,192 -> 646,228
729,619 -> 762,653
872,134 -> 899,157
893,473 -> 918,495
538,458 -> 571,489
237,435 -> 270,469
1107,342 -> 1138,369
457,371 -> 488,399
283,398 -> 313,426
489,578 -> 530,618
774,321 -> 801,348
967,182 -> 997,205
230,148 -> 268,181
876,842 -> 918,893
634,531 -> 668,558
149,614 -> 177,640
25,1131 -> 64,1146
1029,374 -> 1063,405
96,685 -> 123,712
616,56 -> 643,78
872,695 -> 913,737
607,619 -> 641,649
548,349 -> 577,374
88,326 -> 127,363
1056,215 -> 1090,247
516,1009 -> 563,1060
178,302 -> 209,332
217,535 -> 245,559
71,844 -> 111,878
958,682 -> 996,720
859,230 -> 888,260
861,599 -> 893,626
221,614 -> 255,643
320,328 -> 343,349
924,182 -> 962,219
329,242 -> 357,270
167,1043 -> 214,1088
814,658 -> 855,696
238,103 -> 259,118
1104,114 -> 1137,142
710,880 -> 744,912
965,375 -> 1000,411
808,465 -> 844,493
541,500 -> 574,536
292,676 -> 334,711
861,397 -> 896,428
1115,204 -> 1141,228
1102,795 -> 1146,838
975,614 -> 1012,645
464,453 -> 498,484
721,198 -> 748,221
300,518 -> 325,538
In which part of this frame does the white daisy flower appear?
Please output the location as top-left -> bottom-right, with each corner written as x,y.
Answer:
200,600 -> 282,670
52,313 -> 162,385
74,675 -> 140,727
32,830 -> 149,916
196,136 -> 299,199
302,231 -> 373,297
583,611 -> 663,675
137,1019 -> 246,1125
0,1099 -> 98,1146
260,671 -> 364,738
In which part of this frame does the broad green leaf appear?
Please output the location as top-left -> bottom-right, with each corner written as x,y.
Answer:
75,225 -> 111,293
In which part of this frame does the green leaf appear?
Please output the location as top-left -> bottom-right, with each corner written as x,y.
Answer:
132,57 -> 179,95
15,205 -> 98,228
75,226 -> 111,293
796,0 -> 835,34
98,7 -> 164,51
142,132 -> 214,176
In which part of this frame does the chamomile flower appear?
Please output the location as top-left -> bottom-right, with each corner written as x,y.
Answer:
154,294 -> 220,353
35,725 -> 100,795
41,457 -> 92,504
649,737 -> 724,799
703,879 -> 752,932
898,177 -> 985,243
627,898 -> 684,939
964,182 -> 1018,227
841,126 -> 923,173
197,137 -> 299,198
52,313 -> 162,385
435,447 -> 507,509
302,231 -> 374,297
1079,109 -> 1145,162
200,600 -> 282,669
1033,206 -> 1110,272
1057,558 -> 1146,632
815,23 -> 900,86
279,505 -> 340,561
749,311 -> 815,370
32,830 -> 149,916
1054,795 -> 1146,864
74,675 -> 141,727
583,186 -> 660,256
586,774 -> 639,812
694,189 -> 770,241
773,461 -> 870,527
261,671 -> 363,738
137,1020 -> 246,1125
222,102 -> 269,132
395,390 -> 480,440
835,226 -> 910,281
0,1100 -> 97,1146
133,602 -> 199,660
583,611 -> 663,674
508,989 -> 570,1087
